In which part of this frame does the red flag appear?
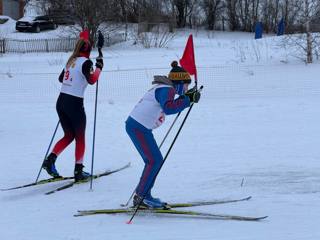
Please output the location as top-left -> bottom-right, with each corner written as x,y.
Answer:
79,29 -> 90,40
179,34 -> 197,81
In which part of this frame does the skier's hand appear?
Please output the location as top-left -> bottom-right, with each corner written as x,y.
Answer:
95,58 -> 103,70
185,87 -> 201,103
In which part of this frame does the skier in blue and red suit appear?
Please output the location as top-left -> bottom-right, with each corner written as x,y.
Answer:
42,33 -> 104,182
126,61 -> 201,208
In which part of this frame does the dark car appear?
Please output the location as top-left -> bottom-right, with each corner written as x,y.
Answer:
16,15 -> 57,33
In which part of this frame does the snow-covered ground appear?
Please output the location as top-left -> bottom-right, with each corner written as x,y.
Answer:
0,29 -> 320,240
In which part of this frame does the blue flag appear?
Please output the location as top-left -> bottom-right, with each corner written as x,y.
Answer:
277,18 -> 285,36
255,22 -> 263,39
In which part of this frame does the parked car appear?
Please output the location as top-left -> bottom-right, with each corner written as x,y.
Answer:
16,15 -> 57,33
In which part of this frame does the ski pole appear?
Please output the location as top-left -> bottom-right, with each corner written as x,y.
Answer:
90,38 -> 104,190
35,120 -> 60,183
89,78 -> 99,191
120,112 -> 181,207
159,112 -> 181,148
127,86 -> 203,224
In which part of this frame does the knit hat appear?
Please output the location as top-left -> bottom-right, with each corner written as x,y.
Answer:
168,61 -> 191,84
79,29 -> 92,56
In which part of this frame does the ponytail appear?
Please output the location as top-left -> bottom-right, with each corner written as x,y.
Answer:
66,39 -> 87,69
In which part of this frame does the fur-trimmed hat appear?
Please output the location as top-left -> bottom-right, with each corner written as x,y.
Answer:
168,61 -> 191,84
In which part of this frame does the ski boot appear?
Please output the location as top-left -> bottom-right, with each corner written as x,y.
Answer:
133,193 -> 167,209
74,164 -> 91,182
146,191 -> 170,209
42,153 -> 61,178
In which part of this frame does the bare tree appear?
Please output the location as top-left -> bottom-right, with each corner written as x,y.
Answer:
261,0 -> 278,33
237,0 -> 261,32
169,0 -> 196,28
280,0 -> 303,33
302,0 -> 320,63
45,0 -> 122,41
163,0 -> 177,31
200,0 -> 225,30
39,0 -> 320,46
225,0 -> 239,30
280,0 -> 320,63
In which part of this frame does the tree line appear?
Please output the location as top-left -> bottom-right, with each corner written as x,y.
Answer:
33,0 -> 320,34
26,0 -> 320,63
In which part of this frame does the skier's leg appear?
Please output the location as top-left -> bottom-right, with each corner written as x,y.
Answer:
126,117 -> 164,201
51,95 -> 75,156
133,129 -> 163,196
73,109 -> 86,165
43,95 -> 74,177
68,98 -> 89,181
51,119 -> 74,156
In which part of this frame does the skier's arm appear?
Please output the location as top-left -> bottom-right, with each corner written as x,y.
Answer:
155,87 -> 190,115
82,59 -> 102,85
58,69 -> 65,83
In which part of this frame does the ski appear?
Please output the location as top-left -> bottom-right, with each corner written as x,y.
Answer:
1,176 -> 74,191
45,162 -> 131,195
76,196 -> 252,213
169,196 -> 252,208
75,208 -> 267,221
45,172 -> 111,195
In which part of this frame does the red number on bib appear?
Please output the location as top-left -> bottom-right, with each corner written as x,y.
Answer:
64,70 -> 70,80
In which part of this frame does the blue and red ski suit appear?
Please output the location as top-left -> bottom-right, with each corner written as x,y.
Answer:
126,76 -> 190,197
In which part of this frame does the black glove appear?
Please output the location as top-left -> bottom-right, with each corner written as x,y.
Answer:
95,58 -> 103,70
185,87 -> 201,103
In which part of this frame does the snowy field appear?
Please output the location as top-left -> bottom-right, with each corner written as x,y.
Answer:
0,30 -> 320,240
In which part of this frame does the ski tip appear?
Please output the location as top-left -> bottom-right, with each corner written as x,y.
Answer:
126,220 -> 133,224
